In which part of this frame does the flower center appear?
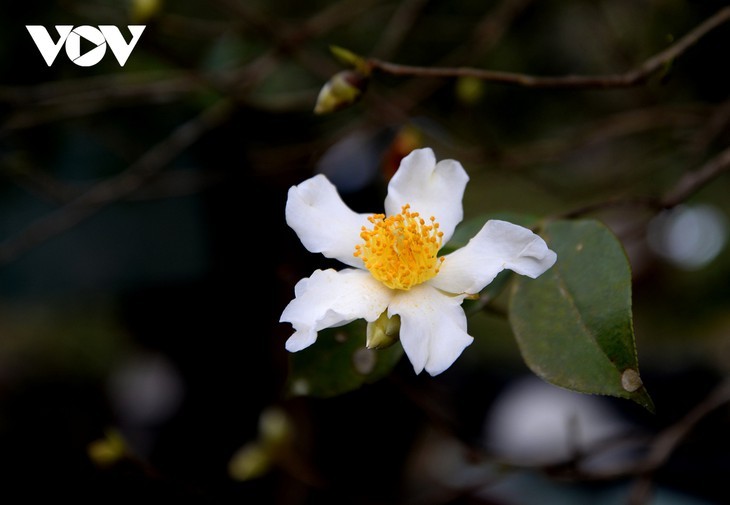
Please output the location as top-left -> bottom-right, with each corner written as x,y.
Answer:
354,204 -> 444,290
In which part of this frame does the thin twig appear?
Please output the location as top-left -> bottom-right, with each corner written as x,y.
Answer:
689,98 -> 730,153
549,142 -> 730,222
368,6 -> 730,89
363,0 -> 536,122
498,378 -> 730,486
626,379 -> 730,504
661,145 -> 730,208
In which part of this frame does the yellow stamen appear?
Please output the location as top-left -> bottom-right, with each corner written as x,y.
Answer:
354,204 -> 444,290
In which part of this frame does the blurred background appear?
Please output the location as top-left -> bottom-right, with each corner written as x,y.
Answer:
1,1 -> 729,503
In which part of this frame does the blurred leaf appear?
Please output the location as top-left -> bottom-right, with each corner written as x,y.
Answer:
509,219 -> 653,411
287,320 -> 403,398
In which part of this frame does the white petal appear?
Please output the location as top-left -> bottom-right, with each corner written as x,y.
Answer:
430,220 -> 557,294
384,148 -> 469,244
280,268 -> 392,352
388,284 -> 473,376
286,174 -> 371,268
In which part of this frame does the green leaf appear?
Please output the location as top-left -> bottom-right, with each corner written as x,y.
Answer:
287,320 -> 403,398
509,219 -> 653,411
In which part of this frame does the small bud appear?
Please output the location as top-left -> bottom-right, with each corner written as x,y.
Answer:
87,429 -> 128,468
228,407 -> 293,481
455,76 -> 485,105
258,407 -> 293,448
228,442 -> 272,481
366,312 -> 400,350
314,70 -> 369,115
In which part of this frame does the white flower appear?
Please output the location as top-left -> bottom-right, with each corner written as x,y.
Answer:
280,148 -> 557,376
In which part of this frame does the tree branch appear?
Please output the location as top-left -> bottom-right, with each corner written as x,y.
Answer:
550,142 -> 730,223
661,145 -> 730,208
367,6 -> 730,89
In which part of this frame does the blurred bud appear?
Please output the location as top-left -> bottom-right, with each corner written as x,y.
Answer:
87,429 -> 128,468
314,70 -> 369,115
455,76 -> 485,105
258,407 -> 293,448
130,0 -> 163,23
228,442 -> 272,481
228,407 -> 294,481
366,312 -> 400,350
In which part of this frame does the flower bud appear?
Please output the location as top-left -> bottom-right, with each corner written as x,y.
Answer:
87,429 -> 128,468
258,407 -> 293,447
314,70 -> 369,115
366,312 -> 400,350
228,442 -> 272,481
228,407 -> 293,481
455,75 -> 485,105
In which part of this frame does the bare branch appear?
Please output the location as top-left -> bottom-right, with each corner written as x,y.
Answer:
662,145 -> 730,208
626,378 -> 730,504
549,141 -> 730,223
368,7 -> 730,89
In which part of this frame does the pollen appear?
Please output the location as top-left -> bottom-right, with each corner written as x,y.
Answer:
354,204 -> 445,290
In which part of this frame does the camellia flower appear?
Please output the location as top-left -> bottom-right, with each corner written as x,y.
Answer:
281,148 -> 557,376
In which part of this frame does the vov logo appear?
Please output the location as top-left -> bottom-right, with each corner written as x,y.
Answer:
26,25 -> 146,67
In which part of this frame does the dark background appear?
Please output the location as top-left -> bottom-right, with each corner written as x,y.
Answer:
2,1 -> 730,504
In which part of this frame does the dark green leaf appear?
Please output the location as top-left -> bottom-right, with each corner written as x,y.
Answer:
509,219 -> 653,411
287,320 -> 403,398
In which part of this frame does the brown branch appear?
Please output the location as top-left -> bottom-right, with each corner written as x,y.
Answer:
689,98 -> 730,153
367,6 -> 730,89
361,0 -> 536,124
661,145 -> 730,208
504,378 -> 730,487
626,378 -> 730,504
0,99 -> 233,265
396,376 -> 730,505
549,142 -> 730,223
3,0 -> 376,133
